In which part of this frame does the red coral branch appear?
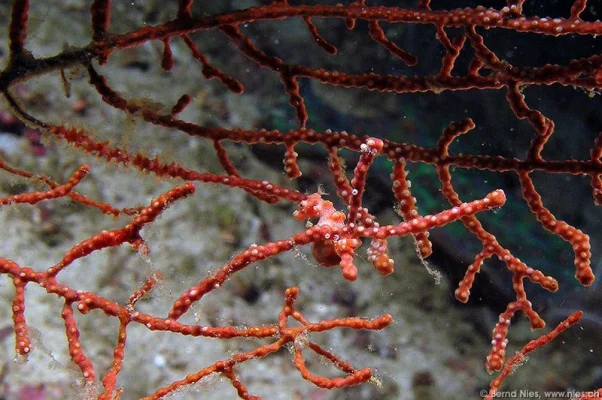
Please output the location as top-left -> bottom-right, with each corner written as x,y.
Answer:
1,0 -> 602,397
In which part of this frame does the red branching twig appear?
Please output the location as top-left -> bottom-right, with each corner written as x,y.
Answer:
2,0 -> 602,397
486,311 -> 584,400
